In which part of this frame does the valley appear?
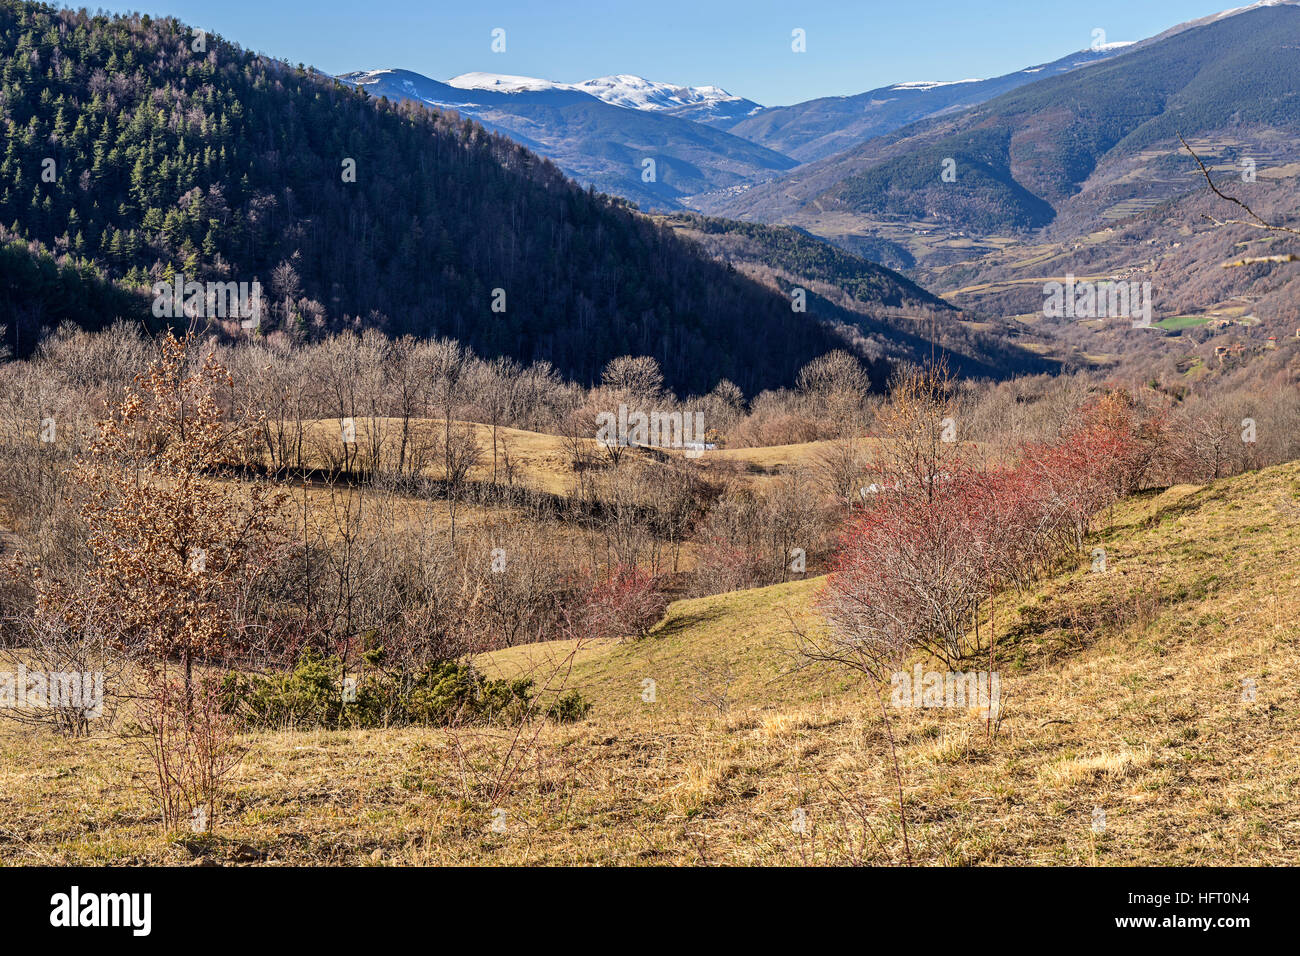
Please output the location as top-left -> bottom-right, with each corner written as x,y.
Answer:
0,0 -> 1298,889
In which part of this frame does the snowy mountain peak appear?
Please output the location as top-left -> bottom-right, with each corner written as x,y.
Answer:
888,78 -> 983,92
1213,0 -> 1299,18
1132,0 -> 1297,48
446,71 -> 751,111
574,74 -> 743,110
447,72 -> 562,93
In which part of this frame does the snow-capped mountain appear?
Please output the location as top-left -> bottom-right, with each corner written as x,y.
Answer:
572,75 -> 749,114
887,79 -> 983,92
444,72 -> 562,94
337,68 -> 792,210
446,72 -> 762,125
342,0 -> 1300,214
722,45 -> 1135,163
1146,0 -> 1298,38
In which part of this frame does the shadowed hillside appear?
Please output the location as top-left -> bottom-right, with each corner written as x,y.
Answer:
0,1 -> 853,395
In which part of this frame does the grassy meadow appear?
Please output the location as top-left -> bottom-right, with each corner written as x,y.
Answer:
3,459 -> 1296,865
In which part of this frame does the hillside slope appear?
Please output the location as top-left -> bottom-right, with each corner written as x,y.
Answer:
4,460 -> 1296,864
476,461 -> 1300,863
662,213 -> 951,311
0,1 -> 841,394
659,212 -> 1062,378
721,46 -> 1127,164
706,4 -> 1300,254
919,167 -> 1300,379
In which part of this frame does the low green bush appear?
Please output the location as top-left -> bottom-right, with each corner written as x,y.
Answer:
221,649 -> 589,730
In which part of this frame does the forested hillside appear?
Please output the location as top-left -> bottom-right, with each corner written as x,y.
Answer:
0,0 -> 867,394
661,213 -> 951,310
830,127 -> 1056,233
720,46 -> 1124,164
710,4 -> 1300,238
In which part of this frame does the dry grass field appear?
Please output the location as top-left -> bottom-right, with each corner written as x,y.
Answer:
289,417 -> 847,491
1,461 -> 1296,865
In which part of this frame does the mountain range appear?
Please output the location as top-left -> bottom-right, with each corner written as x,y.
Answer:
4,0 -> 1299,394
703,1 -> 1300,241
2,0 -> 1047,395
337,68 -> 787,209
716,47 -> 1128,164
338,43 -> 1133,211
447,72 -> 763,125
342,0 -> 1300,258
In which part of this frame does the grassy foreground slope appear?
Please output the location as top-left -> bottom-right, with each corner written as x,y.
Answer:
1,462 -> 1297,864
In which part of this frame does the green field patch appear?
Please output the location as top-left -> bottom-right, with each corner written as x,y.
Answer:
1156,315 -> 1209,330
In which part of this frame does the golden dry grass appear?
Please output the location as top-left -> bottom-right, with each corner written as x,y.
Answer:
1,461 -> 1297,865
294,416 -> 865,491
286,417 -> 580,495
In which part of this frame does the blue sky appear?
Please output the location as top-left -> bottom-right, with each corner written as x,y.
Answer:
89,0 -> 1235,106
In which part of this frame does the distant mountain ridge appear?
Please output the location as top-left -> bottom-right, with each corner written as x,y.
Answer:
337,42 -> 1141,211
701,2 -> 1300,255
339,2 -> 1300,225
717,46 -> 1133,164
338,68 -> 787,209
447,72 -> 764,125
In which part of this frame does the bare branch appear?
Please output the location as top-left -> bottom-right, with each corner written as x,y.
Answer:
1179,133 -> 1300,238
